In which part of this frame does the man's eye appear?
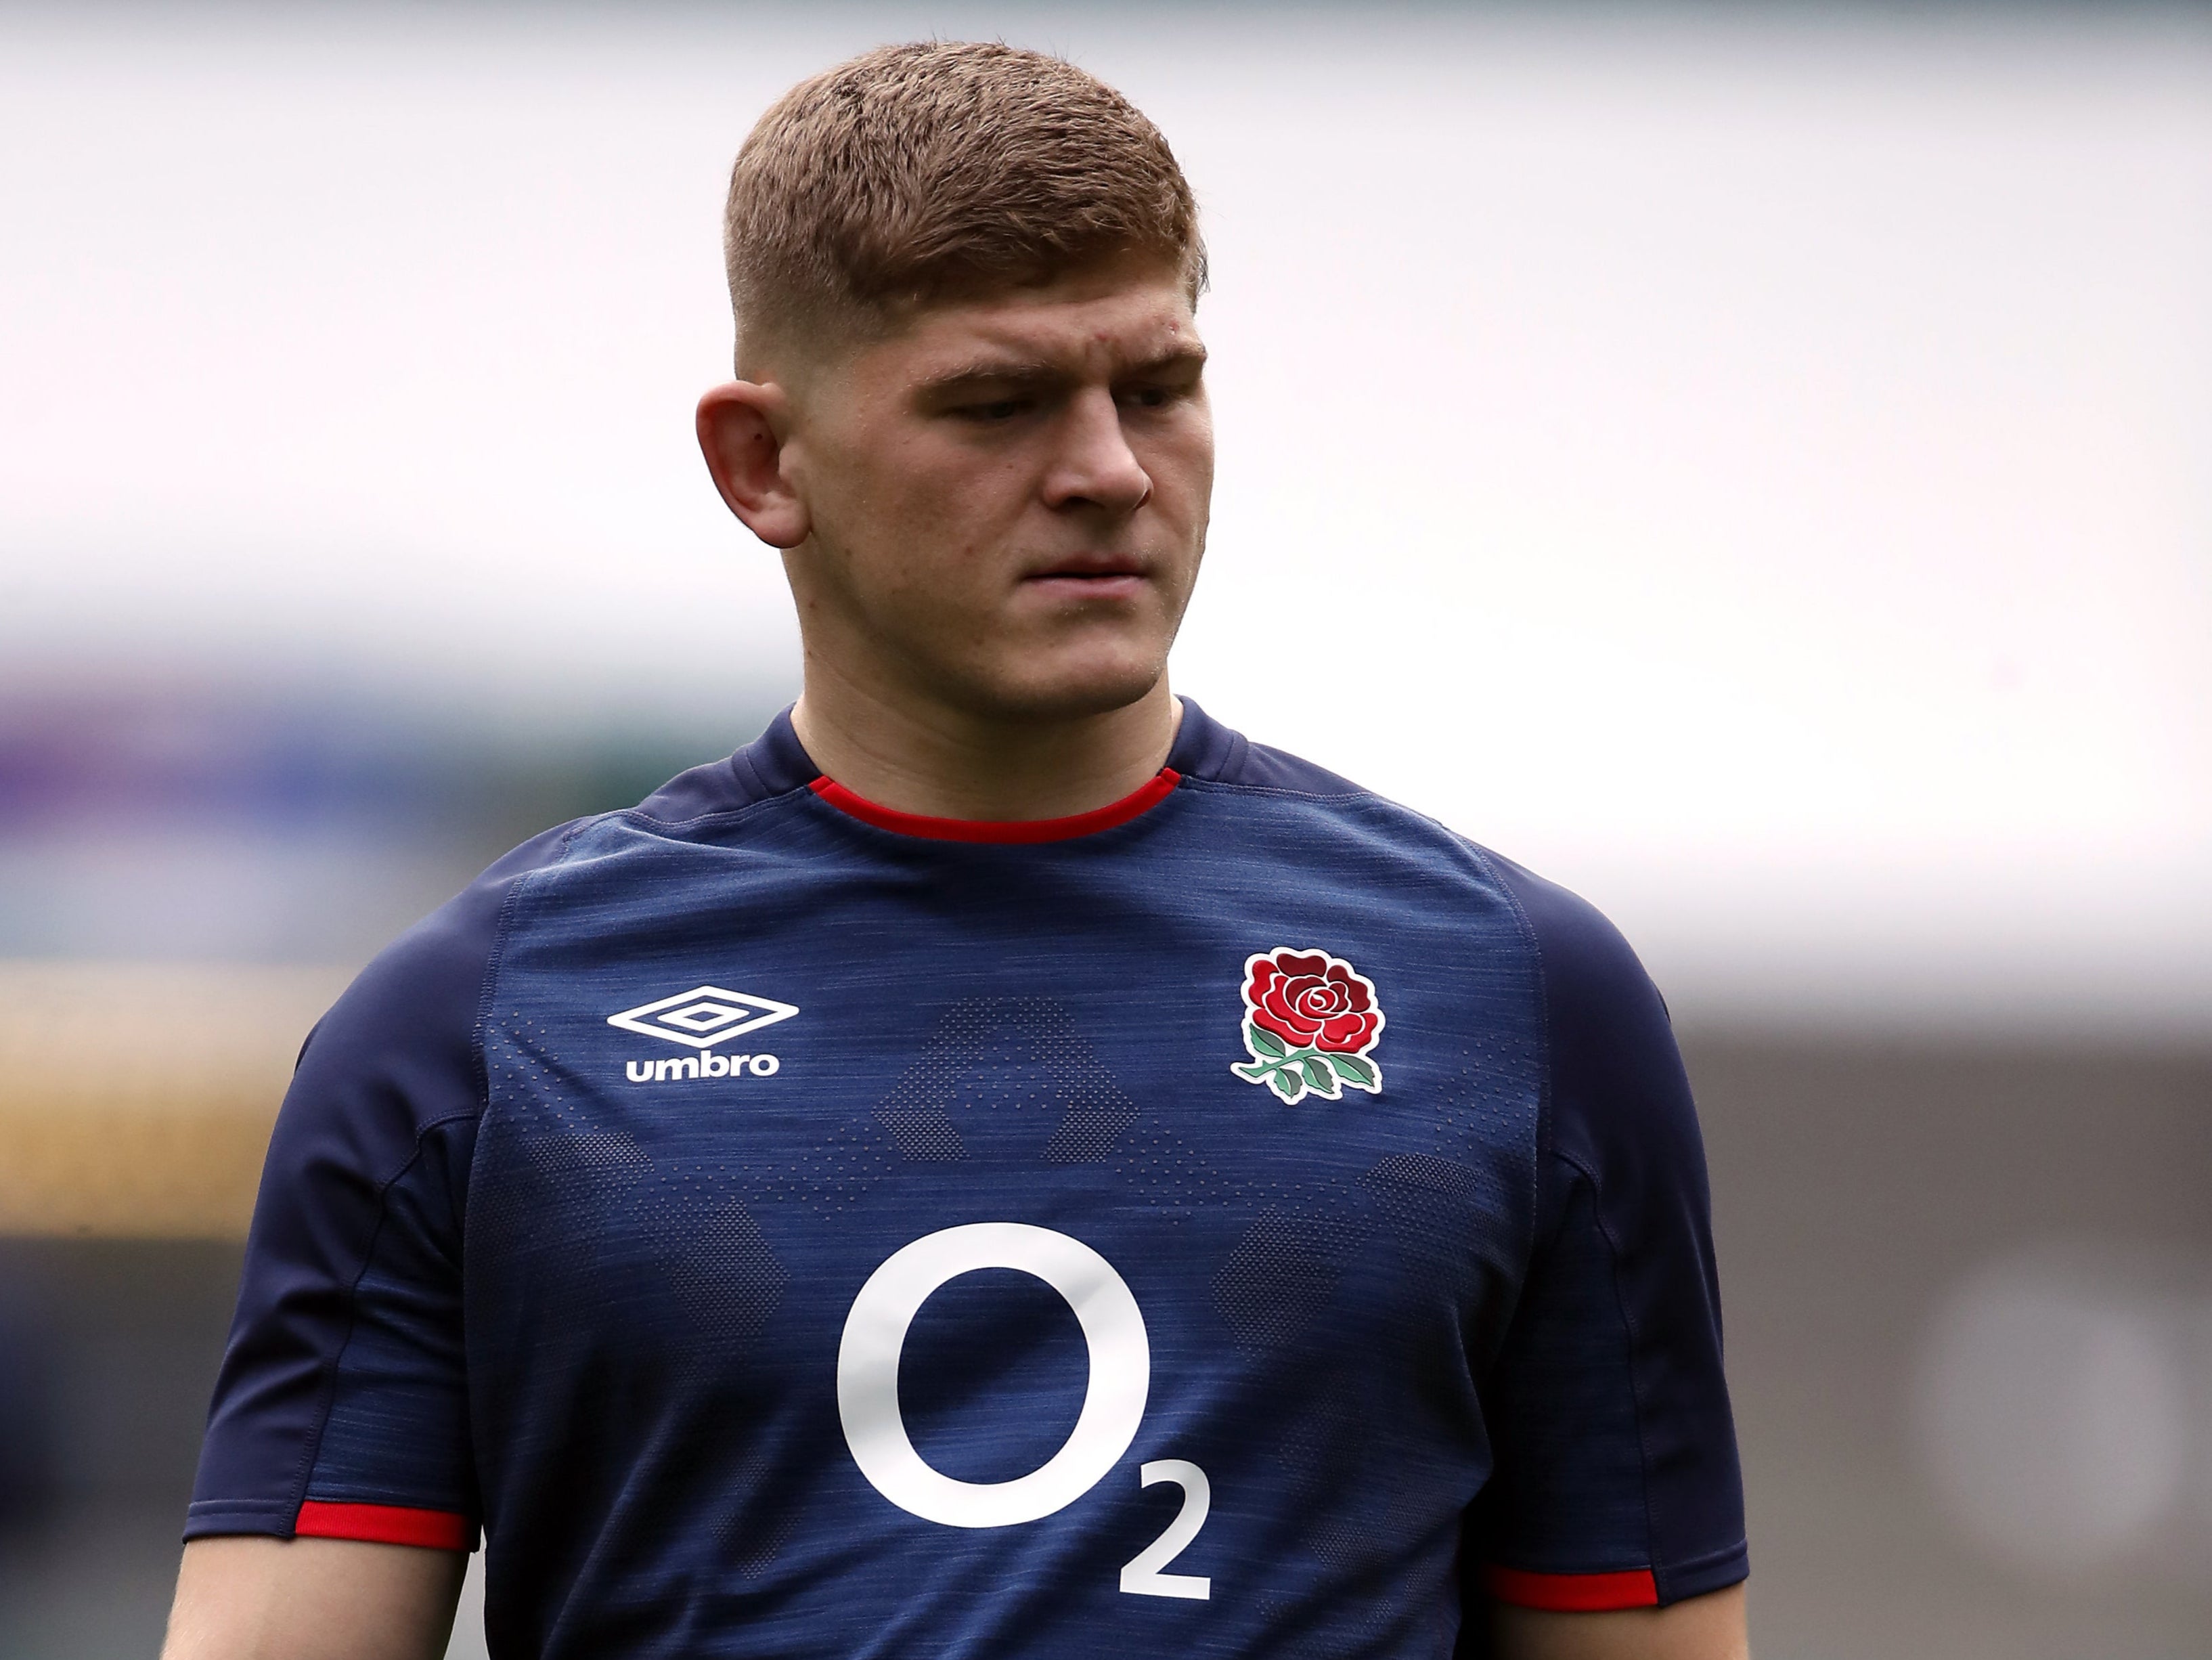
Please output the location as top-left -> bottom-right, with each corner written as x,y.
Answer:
956,398 -> 1029,422
1120,385 -> 1176,410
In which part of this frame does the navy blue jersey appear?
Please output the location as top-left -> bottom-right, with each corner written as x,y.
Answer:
190,701 -> 1745,1657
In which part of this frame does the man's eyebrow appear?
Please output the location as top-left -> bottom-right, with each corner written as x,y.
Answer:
914,357 -> 1063,395
914,343 -> 1208,397
1125,343 -> 1209,376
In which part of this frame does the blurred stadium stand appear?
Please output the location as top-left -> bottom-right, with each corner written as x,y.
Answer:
0,686 -> 761,1657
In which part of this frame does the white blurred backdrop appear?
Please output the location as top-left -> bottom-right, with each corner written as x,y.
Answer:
5,1 -> 2207,1032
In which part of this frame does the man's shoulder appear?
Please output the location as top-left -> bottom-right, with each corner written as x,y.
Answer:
1168,703 -> 1368,801
1173,700 -> 1523,892
313,712 -> 818,1062
1476,849 -> 1654,1009
623,706 -> 820,828
1176,703 -> 1654,1003
290,817 -> 593,1125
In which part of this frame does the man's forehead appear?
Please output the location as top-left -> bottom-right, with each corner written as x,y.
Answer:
898,272 -> 1203,380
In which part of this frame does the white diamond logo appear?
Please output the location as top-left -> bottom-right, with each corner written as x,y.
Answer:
606,986 -> 800,1049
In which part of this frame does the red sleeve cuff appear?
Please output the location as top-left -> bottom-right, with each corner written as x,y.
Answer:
1482,1564 -> 1660,1611
295,1500 -> 475,1551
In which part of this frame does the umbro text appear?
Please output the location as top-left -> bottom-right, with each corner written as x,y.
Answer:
625,1053 -> 781,1083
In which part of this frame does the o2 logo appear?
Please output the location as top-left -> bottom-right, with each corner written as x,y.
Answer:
836,1223 -> 1212,1600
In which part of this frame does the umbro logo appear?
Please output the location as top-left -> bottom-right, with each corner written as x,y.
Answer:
608,986 -> 799,1049
607,986 -> 798,1085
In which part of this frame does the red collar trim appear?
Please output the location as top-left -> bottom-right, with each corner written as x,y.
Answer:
808,768 -> 1181,844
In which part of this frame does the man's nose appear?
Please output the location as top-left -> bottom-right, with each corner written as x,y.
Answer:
1041,389 -> 1152,515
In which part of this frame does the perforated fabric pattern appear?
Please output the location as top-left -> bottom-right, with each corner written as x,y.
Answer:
868,997 -> 1145,1166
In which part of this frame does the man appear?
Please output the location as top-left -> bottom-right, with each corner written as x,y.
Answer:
164,41 -> 1748,1660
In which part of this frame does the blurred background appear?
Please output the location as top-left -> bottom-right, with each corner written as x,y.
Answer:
1,1 -> 2207,1655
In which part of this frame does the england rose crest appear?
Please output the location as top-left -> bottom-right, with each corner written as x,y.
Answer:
1231,946 -> 1384,1104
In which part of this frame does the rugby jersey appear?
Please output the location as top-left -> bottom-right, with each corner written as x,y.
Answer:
190,699 -> 1746,1658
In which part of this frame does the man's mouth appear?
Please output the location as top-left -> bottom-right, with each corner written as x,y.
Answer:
1023,554 -> 1149,594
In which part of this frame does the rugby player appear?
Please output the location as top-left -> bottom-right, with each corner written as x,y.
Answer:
163,41 -> 1749,1660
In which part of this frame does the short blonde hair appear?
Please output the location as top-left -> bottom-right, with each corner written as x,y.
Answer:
724,41 -> 1205,368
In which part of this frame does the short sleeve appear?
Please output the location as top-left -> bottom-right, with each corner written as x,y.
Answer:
185,823 -> 577,1550
1470,856 -> 1748,1611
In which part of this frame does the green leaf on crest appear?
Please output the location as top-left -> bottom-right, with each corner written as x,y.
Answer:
1301,1057 -> 1339,1096
1327,1052 -> 1378,1089
1246,1022 -> 1287,1059
1268,1069 -> 1301,1101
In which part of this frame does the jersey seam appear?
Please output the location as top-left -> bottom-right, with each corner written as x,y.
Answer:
289,1109 -> 481,1528
617,782 -> 821,837
1656,1537 -> 1750,1577
1176,775 -> 1377,805
474,816 -> 596,1107
1553,1142 -> 1665,1583
721,747 -> 772,806
1219,726 -> 1252,779
1457,841 -> 1554,1303
186,1497 -> 294,1519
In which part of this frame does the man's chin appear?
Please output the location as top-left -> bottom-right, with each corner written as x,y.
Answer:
943,655 -> 1170,726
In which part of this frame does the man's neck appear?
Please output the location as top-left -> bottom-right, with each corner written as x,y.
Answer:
789,672 -> 1182,823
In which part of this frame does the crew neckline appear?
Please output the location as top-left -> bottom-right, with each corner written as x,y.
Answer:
702,699 -> 1234,843
808,767 -> 1181,844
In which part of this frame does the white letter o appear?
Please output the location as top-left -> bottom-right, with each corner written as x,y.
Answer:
837,1223 -> 1149,1528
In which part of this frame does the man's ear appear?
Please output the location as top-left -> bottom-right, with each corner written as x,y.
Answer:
696,380 -> 810,549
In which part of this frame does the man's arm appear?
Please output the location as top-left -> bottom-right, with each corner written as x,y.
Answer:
162,1535 -> 466,1660
179,843 -> 563,1642
1469,857 -> 1748,1628
1493,1583 -> 1748,1660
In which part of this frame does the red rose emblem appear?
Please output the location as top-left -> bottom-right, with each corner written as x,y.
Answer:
1245,950 -> 1381,1055
1233,946 -> 1385,1102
